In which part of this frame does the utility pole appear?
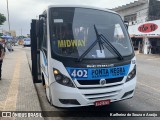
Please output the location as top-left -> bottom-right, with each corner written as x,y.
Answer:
6,0 -> 11,34
21,28 -> 22,36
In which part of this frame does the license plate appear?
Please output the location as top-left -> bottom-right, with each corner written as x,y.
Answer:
94,100 -> 110,106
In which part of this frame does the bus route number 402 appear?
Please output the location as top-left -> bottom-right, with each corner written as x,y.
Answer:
71,69 -> 88,78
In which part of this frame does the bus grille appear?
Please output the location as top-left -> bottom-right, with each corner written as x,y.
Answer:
77,77 -> 123,85
79,84 -> 123,101
84,91 -> 119,101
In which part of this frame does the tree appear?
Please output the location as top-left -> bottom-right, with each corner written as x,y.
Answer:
0,13 -> 6,25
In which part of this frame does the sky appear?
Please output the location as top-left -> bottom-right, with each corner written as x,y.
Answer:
0,0 -> 137,36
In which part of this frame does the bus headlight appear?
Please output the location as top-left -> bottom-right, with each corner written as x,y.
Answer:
55,74 -> 63,81
62,78 -> 70,84
53,69 -> 75,88
126,65 -> 136,82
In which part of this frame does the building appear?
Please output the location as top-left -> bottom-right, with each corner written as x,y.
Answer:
112,0 -> 160,54
112,0 -> 160,25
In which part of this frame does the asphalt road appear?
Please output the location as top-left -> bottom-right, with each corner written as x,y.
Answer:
23,47 -> 160,120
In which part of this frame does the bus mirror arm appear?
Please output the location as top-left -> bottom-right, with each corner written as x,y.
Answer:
38,20 -> 44,44
124,21 -> 129,30
39,14 -> 46,19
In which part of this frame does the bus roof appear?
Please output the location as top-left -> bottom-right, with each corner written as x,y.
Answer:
46,5 -> 117,14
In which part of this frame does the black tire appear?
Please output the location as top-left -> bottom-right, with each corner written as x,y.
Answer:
42,74 -> 45,86
49,87 -> 53,106
42,74 -> 53,105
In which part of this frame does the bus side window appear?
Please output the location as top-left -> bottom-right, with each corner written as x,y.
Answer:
41,19 -> 48,60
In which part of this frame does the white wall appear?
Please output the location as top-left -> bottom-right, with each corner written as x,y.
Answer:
114,1 -> 149,24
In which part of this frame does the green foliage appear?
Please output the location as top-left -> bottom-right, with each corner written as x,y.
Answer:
0,33 -> 3,37
0,13 -> 6,25
17,36 -> 25,39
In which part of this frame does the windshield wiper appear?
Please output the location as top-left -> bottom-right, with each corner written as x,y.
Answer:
99,34 -> 124,60
77,25 -> 123,62
76,25 -> 104,62
76,38 -> 98,62
94,25 -> 123,60
94,25 -> 104,53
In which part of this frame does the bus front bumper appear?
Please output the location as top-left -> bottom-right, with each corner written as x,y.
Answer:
50,77 -> 136,107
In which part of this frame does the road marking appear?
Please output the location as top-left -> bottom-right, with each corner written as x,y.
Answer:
137,82 -> 160,102
137,82 -> 160,93
3,53 -> 22,111
147,58 -> 160,61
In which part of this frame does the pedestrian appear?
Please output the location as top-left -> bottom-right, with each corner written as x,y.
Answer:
147,45 -> 152,54
138,43 -> 143,53
0,39 -> 5,80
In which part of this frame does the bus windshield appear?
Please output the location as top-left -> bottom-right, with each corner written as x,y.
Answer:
50,7 -> 133,59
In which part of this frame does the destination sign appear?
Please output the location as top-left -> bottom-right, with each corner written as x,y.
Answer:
58,40 -> 85,48
66,64 -> 130,80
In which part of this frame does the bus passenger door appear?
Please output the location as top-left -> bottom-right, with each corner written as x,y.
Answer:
40,18 -> 49,91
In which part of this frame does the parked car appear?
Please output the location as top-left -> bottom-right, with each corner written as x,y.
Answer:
23,38 -> 31,47
14,42 -> 19,46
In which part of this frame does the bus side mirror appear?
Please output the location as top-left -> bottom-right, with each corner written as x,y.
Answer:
124,21 -> 129,30
38,20 -> 43,49
39,20 -> 43,36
